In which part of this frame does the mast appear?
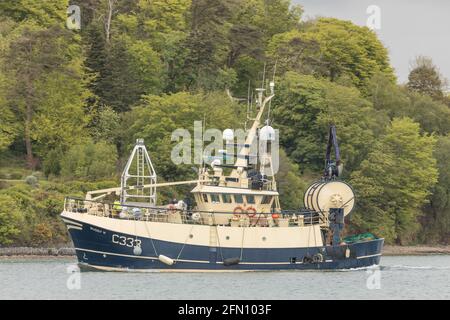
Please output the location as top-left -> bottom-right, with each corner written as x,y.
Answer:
231,82 -> 274,178
120,139 -> 157,207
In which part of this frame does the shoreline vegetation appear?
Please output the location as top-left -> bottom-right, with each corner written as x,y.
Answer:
1,1 -> 449,248
1,245 -> 450,258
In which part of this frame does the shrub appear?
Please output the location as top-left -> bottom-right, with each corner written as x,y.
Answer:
32,223 -> 53,246
25,175 -> 38,187
0,194 -> 24,245
60,140 -> 118,181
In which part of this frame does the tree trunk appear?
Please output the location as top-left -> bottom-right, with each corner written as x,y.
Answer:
24,104 -> 35,170
105,0 -> 114,45
24,76 -> 36,170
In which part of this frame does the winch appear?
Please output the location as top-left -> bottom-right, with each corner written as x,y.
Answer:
303,125 -> 356,244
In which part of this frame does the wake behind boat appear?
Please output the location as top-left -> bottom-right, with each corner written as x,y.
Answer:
61,78 -> 383,272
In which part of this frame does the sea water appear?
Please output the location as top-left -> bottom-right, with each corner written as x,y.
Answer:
0,255 -> 449,299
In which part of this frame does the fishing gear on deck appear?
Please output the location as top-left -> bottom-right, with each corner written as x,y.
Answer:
324,125 -> 343,180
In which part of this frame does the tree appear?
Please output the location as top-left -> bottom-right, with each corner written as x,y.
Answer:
367,72 -> 410,117
83,24 -> 108,106
226,0 -> 303,95
407,56 -> 446,101
251,0 -> 302,41
0,194 -> 24,245
1,22 -> 90,169
368,72 -> 450,135
267,29 -> 325,76
273,72 -> 380,173
407,92 -> 450,135
0,0 -> 67,26
182,0 -> 239,90
350,118 -> 438,244
60,140 -> 118,180
419,135 -> 450,244
111,0 -> 191,92
90,105 -> 120,143
92,35 -> 164,112
268,18 -> 395,92
276,149 -> 307,209
122,91 -> 241,180
0,105 -> 17,151
225,0 -> 302,70
0,68 -> 18,151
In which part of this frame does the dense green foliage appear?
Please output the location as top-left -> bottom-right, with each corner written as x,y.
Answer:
0,0 -> 448,246
60,140 -> 118,180
0,179 -> 117,246
350,118 -> 438,244
122,91 -> 241,180
407,56 -> 447,102
268,18 -> 394,92
274,72 -> 379,173
419,135 -> 450,244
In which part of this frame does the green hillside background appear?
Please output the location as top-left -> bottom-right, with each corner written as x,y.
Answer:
0,0 -> 449,246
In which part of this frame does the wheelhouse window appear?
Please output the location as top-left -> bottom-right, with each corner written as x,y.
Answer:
210,193 -> 220,203
246,195 -> 255,204
234,194 -> 243,203
261,195 -> 272,204
202,194 -> 208,203
222,194 -> 232,203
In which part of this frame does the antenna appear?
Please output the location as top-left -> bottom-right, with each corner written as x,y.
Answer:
202,114 -> 206,171
261,62 -> 266,90
245,80 -> 251,131
272,60 -> 277,83
267,60 -> 277,123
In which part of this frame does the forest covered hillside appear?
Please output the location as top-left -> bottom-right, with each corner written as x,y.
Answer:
0,0 -> 449,246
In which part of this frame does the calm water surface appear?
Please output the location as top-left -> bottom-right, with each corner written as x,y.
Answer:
0,255 -> 449,299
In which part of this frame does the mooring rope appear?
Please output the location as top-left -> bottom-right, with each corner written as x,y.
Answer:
212,213 -> 225,262
143,214 -> 158,257
239,226 -> 246,260
175,224 -> 195,262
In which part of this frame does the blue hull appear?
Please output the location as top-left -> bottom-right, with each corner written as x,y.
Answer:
63,217 -> 384,271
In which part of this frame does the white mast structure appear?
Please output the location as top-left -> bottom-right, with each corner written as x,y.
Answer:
120,139 -> 157,207
230,78 -> 276,184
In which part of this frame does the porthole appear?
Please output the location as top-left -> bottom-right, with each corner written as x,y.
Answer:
226,236 -> 230,240
189,234 -> 194,238
262,236 -> 267,241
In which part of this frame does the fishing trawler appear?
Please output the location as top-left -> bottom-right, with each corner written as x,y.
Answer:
60,79 -> 383,271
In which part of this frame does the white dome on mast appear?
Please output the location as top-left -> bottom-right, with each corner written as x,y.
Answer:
259,125 -> 275,141
222,128 -> 234,141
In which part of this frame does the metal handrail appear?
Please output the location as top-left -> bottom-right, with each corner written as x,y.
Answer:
65,196 -> 319,216
63,196 -> 323,226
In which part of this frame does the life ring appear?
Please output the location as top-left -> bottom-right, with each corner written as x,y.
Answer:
191,212 -> 201,221
271,213 -> 280,219
246,207 -> 257,218
312,253 -> 324,263
233,206 -> 244,219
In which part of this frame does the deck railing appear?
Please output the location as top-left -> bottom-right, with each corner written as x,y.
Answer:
63,197 -> 323,227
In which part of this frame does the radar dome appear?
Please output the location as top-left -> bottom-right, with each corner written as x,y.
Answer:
223,129 -> 234,141
260,125 -> 275,141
